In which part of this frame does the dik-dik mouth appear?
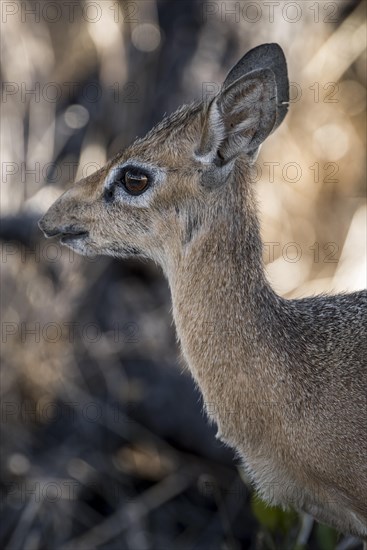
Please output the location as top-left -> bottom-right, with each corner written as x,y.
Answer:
59,230 -> 89,245
38,220 -> 89,244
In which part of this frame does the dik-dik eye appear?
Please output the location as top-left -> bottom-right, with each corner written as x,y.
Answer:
104,163 -> 155,203
124,169 -> 149,195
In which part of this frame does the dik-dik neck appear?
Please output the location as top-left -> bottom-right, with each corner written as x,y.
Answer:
165,169 -> 282,420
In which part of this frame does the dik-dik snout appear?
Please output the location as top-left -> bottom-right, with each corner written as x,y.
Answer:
39,161 -> 166,258
39,184 -> 91,251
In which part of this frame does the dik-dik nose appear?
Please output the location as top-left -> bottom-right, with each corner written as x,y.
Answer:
38,212 -> 61,237
38,192 -> 89,241
38,197 -> 68,237
38,209 -> 62,238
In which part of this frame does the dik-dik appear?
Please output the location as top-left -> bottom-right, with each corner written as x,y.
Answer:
39,44 -> 367,541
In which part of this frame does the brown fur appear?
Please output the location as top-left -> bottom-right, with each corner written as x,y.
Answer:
39,45 -> 367,541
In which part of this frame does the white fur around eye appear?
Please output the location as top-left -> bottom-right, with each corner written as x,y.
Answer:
104,160 -> 166,207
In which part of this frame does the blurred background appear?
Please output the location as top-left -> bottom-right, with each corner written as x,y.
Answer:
1,1 -> 366,548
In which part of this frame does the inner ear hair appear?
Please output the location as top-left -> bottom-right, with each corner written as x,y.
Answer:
196,100 -> 226,164
223,43 -> 289,132
198,68 -> 277,168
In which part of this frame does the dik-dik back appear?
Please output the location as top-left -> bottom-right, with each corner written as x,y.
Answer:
39,43 -> 367,542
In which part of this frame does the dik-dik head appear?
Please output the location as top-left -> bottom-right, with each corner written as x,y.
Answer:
39,44 -> 289,265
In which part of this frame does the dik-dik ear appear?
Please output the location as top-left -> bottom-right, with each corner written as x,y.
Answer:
223,43 -> 289,133
198,68 -> 278,165
197,43 -> 289,171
